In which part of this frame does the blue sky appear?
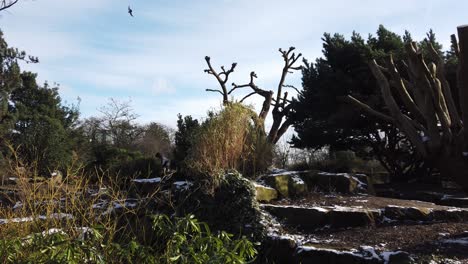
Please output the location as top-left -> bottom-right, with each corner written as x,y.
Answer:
1,0 -> 467,129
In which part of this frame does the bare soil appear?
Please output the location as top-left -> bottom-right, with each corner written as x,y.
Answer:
296,222 -> 468,261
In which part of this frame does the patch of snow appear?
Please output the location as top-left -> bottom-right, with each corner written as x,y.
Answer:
12,201 -> 23,210
310,207 -> 330,213
132,177 -> 161,183
422,136 -> 430,142
291,175 -> 305,185
8,177 -> 18,181
173,181 -> 193,191
355,200 -> 368,203
360,246 -> 380,259
332,205 -> 369,212
381,216 -> 397,224
447,208 -> 468,212
442,237 -> 468,245
41,228 -> 66,236
49,213 -> 73,220
253,183 -> 276,191
297,245 -> 381,260
439,233 -> 450,237
0,213 -> 73,225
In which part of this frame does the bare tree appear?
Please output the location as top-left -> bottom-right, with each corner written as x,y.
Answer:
97,98 -> 142,148
347,25 -> 468,192
204,47 -> 302,144
0,0 -> 19,12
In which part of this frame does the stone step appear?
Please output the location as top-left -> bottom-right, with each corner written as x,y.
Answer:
262,204 -> 468,231
264,236 -> 412,264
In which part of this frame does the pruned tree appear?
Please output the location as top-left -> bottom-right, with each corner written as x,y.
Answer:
204,47 -> 302,144
0,0 -> 19,12
348,25 -> 468,192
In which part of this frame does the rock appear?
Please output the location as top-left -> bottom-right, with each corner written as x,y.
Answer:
328,207 -> 379,228
333,150 -> 357,160
264,173 -> 290,197
132,177 -> 162,194
254,183 -> 278,202
382,251 -> 413,264
289,175 -> 307,197
294,246 -> 381,264
382,206 -> 432,222
431,208 -> 468,222
301,171 -> 359,194
262,204 -> 329,231
262,236 -> 297,263
439,195 -> 468,208
4,177 -> 18,185
353,173 -> 372,193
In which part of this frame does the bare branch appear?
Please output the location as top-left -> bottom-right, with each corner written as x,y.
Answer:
239,92 -> 256,103
0,0 -> 18,12
204,56 -> 237,104
342,95 -> 394,122
205,89 -> 224,96
283,84 -> 300,94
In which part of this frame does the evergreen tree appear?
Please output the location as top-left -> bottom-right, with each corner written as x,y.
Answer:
9,73 -> 79,175
174,114 -> 200,164
291,25 -> 448,180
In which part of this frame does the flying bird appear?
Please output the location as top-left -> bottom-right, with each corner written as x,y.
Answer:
128,6 -> 133,17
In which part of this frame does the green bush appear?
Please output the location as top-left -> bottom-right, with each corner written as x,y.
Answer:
0,214 -> 257,264
112,157 -> 162,179
176,171 -> 266,242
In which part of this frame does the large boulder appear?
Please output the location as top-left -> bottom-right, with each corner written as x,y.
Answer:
263,171 -> 307,198
300,171 -> 360,194
254,183 -> 278,202
264,173 -> 290,197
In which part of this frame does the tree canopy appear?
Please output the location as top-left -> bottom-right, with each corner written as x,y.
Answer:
290,25 -> 449,179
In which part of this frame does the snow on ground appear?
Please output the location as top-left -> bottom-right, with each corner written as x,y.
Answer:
132,177 -> 162,183
173,181 -> 193,191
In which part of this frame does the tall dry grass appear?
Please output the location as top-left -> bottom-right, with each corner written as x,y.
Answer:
186,103 -> 273,190
0,146 -> 163,262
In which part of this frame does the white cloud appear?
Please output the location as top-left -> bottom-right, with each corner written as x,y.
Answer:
1,0 -> 467,127
151,77 -> 176,95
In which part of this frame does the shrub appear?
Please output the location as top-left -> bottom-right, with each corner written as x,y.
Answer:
175,171 -> 266,242
0,157 -> 257,263
185,103 -> 272,189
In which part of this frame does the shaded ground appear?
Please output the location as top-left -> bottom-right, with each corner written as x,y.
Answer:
297,222 -> 468,260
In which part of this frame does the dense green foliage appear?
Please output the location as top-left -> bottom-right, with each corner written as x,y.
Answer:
0,214 -> 257,263
174,113 -> 200,165
10,74 -> 79,175
291,25 -> 452,180
0,29 -> 78,175
176,171 -> 266,242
